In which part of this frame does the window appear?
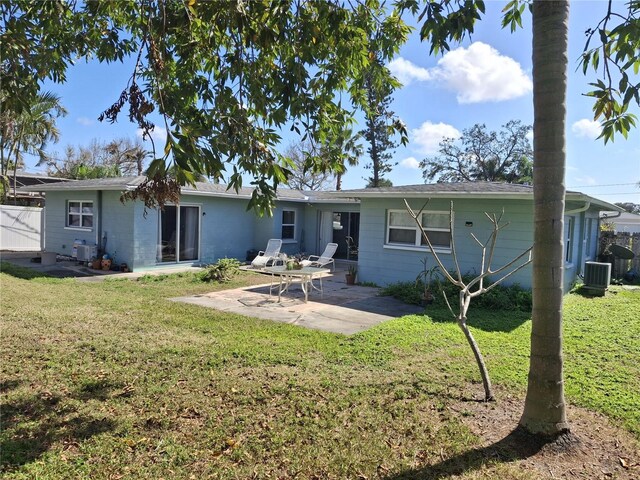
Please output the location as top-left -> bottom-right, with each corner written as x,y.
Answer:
565,217 -> 573,263
386,210 -> 451,250
584,218 -> 593,259
67,201 -> 93,229
281,210 -> 296,240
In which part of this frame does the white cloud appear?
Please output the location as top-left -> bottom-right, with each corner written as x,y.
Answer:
574,175 -> 597,186
389,43 -> 532,103
571,119 -> 602,140
411,121 -> 461,155
400,157 -> 420,169
432,42 -> 532,103
388,58 -> 432,85
76,117 -> 94,126
137,125 -> 167,143
526,130 -> 534,142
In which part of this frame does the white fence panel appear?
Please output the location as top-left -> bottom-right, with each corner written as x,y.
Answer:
0,205 -> 43,251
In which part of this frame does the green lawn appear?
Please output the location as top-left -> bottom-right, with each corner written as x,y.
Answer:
1,262 -> 638,479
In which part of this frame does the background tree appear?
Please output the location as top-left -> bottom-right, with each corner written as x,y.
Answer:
0,91 -> 66,203
421,120 -> 533,184
283,140 -> 334,191
366,178 -> 393,188
614,202 -> 640,214
1,1 -> 410,212
358,29 -> 407,188
42,138 -> 149,180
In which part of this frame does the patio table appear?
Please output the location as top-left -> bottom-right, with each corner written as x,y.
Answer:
264,266 -> 330,303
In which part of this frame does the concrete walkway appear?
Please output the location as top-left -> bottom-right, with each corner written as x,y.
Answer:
0,251 -> 201,281
172,271 -> 424,335
2,251 -> 425,335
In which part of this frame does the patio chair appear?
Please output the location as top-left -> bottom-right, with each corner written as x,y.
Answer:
300,242 -> 338,271
251,238 -> 283,269
346,235 -> 358,259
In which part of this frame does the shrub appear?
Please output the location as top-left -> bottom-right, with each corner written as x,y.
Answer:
197,258 -> 242,283
380,281 -> 424,305
381,273 -> 532,312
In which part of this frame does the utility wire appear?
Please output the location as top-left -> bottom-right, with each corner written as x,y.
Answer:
568,182 -> 639,188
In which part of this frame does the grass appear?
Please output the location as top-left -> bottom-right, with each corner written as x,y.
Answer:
1,261 -> 639,479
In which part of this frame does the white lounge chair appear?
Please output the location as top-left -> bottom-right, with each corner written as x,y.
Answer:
251,239 -> 283,269
300,242 -> 338,271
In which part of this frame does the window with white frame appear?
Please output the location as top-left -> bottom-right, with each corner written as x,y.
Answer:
565,217 -> 574,263
386,210 -> 451,250
584,218 -> 593,259
67,201 -> 93,229
281,210 -> 296,240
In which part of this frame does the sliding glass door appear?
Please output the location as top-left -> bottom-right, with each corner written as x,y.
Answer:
158,205 -> 200,263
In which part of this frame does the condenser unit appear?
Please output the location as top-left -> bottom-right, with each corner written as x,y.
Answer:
583,261 -> 611,293
76,244 -> 98,262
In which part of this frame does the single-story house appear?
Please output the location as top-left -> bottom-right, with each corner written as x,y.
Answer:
601,211 -> 640,234
21,176 -> 359,270
22,179 -> 621,293
333,183 -> 621,293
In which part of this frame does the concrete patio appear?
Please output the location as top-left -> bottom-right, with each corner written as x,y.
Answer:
1,251 -> 425,334
172,268 -> 424,334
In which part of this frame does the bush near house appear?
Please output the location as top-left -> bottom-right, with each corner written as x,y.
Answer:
381,275 -> 532,312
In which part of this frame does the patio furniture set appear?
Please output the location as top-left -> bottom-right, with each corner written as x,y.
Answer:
250,239 -> 338,303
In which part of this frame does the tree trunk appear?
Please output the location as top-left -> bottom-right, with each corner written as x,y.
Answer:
520,0 -> 570,436
458,316 -> 494,401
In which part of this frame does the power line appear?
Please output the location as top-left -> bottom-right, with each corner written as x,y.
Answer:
585,192 -> 640,196
568,182 -> 639,188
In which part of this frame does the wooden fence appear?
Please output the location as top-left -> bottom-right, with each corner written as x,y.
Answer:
599,231 -> 640,278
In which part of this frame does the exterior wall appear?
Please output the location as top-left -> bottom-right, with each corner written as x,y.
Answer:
357,197 -> 535,289
101,191 -> 136,268
254,201 -> 307,256
132,202 -> 159,270
41,191 -> 101,257
564,207 -> 603,291
131,194 -> 257,269
612,212 -> 640,234
0,205 -> 43,251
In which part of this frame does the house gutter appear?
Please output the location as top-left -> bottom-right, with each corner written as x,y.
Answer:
565,201 -> 590,214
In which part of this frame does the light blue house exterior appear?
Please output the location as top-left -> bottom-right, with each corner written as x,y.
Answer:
28,177 -> 359,271
334,183 -> 619,293
27,179 -> 619,293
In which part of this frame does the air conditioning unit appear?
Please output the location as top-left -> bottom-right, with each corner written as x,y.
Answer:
583,261 -> 611,293
76,244 -> 98,262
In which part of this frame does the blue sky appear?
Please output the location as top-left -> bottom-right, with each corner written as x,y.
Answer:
31,1 -> 639,204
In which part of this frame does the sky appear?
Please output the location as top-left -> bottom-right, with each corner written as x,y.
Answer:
29,0 -> 639,205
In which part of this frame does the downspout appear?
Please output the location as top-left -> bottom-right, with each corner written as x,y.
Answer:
96,190 -> 103,251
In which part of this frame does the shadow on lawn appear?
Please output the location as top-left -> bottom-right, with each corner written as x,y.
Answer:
385,426 -> 556,479
0,381 -> 119,471
0,262 -> 56,281
426,307 -> 531,333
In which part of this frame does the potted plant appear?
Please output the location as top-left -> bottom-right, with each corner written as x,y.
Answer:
345,265 -> 357,285
415,259 -> 442,306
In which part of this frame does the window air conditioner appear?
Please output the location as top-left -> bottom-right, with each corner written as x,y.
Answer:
583,261 -> 611,292
76,244 -> 98,262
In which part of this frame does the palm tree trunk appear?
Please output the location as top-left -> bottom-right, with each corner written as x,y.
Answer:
520,0 -> 570,436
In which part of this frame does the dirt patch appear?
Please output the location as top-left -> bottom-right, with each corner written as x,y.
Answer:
451,391 -> 640,479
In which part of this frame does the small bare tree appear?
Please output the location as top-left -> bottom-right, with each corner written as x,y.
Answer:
405,199 -> 532,401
